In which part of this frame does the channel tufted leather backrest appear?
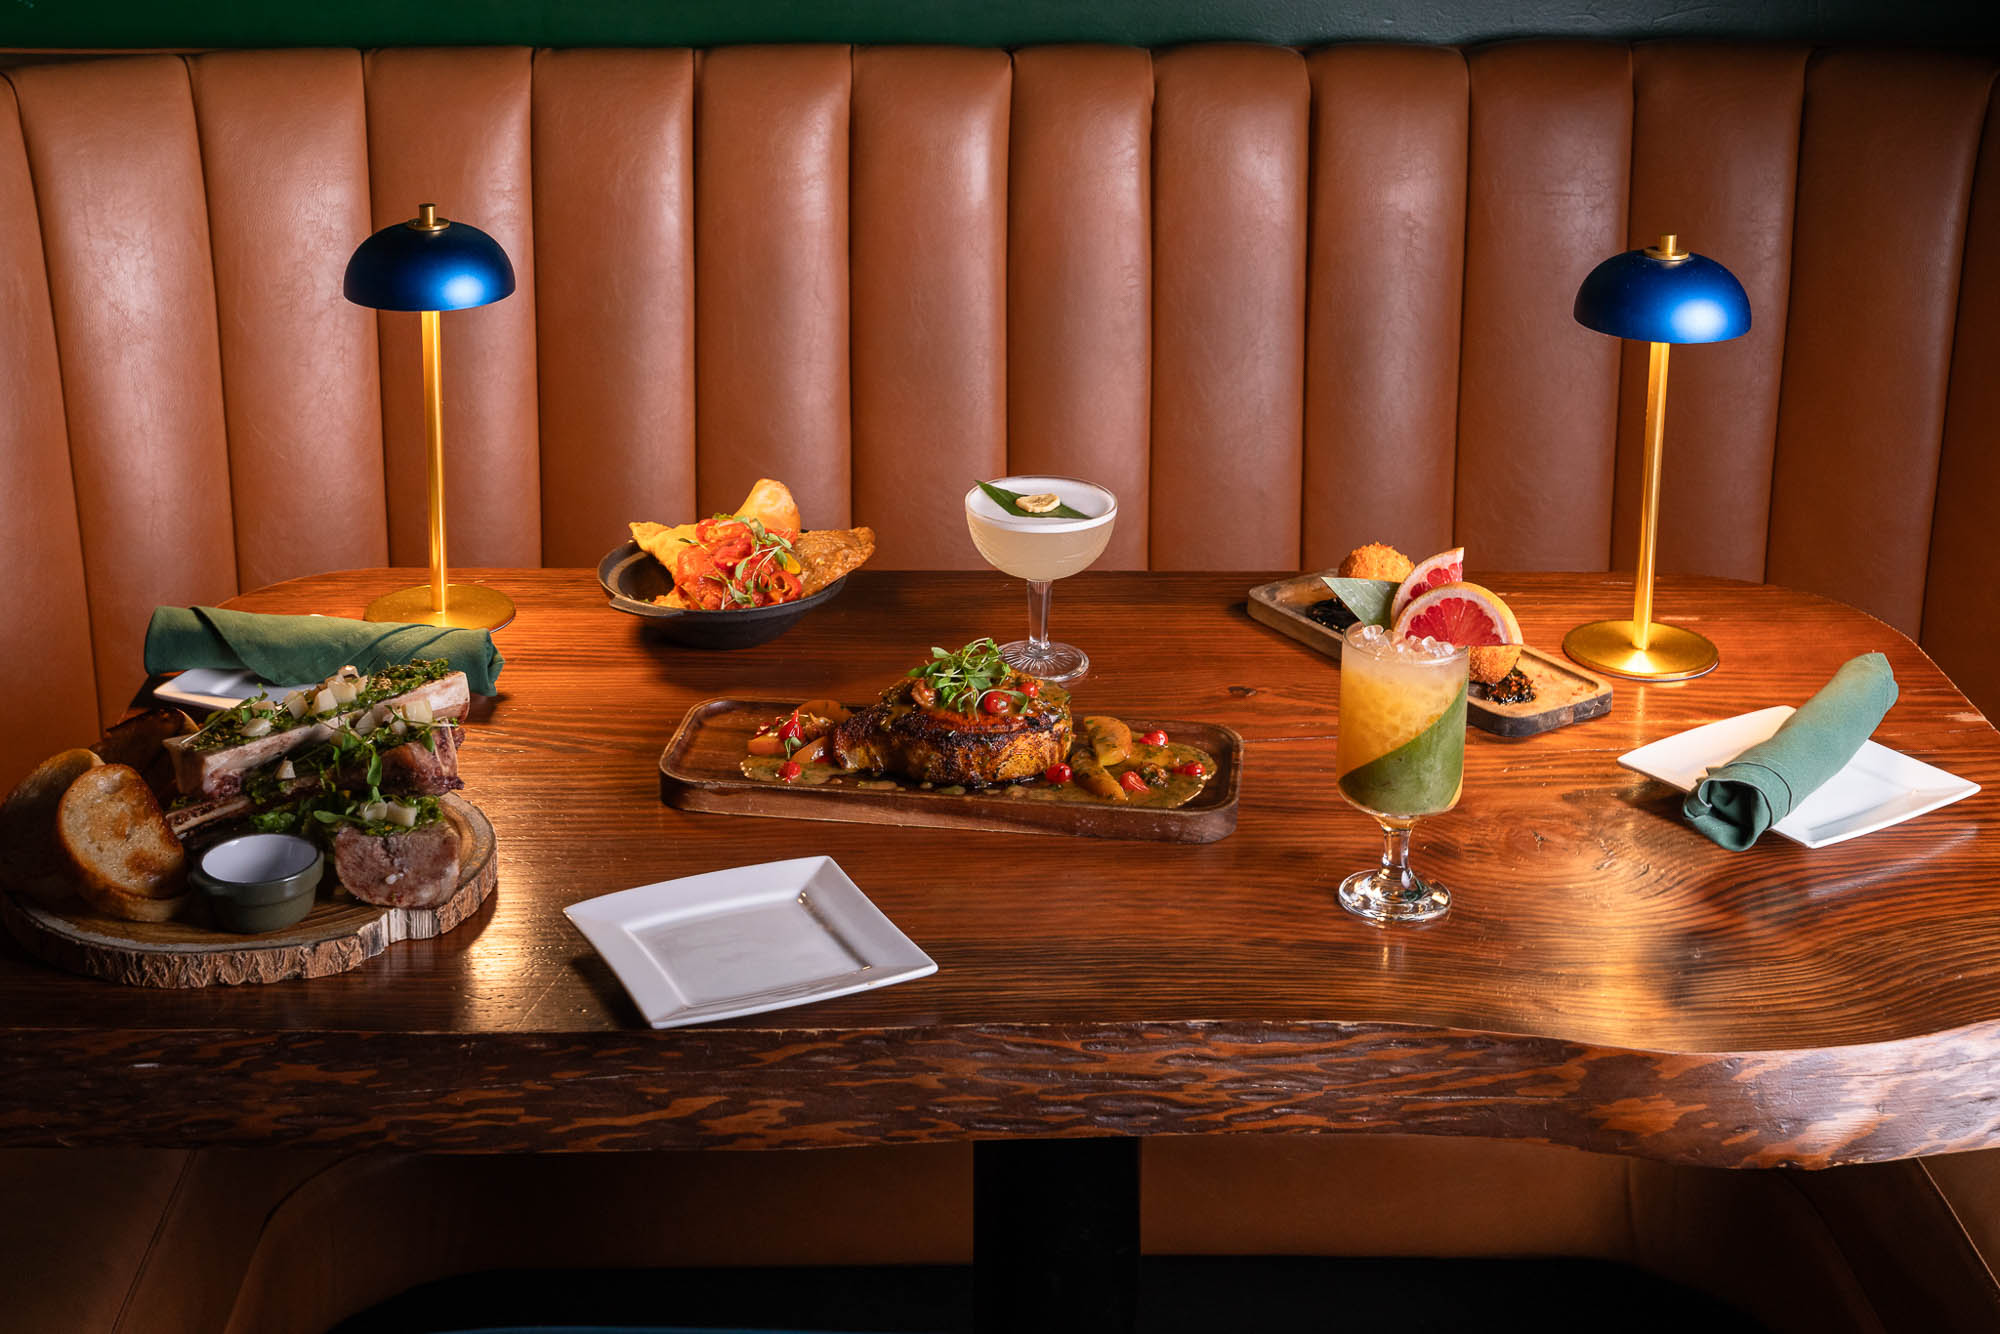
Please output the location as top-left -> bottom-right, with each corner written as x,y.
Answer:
3,43 -> 1998,786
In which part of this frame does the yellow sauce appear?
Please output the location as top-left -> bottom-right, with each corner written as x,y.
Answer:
740,739 -> 1215,809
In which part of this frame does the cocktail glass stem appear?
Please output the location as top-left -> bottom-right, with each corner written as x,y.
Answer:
1379,821 -> 1415,890
1025,580 -> 1052,653
998,577 -> 1089,683
1337,818 -> 1451,923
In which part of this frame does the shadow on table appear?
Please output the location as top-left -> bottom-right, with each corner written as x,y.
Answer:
333,1256 -> 1768,1334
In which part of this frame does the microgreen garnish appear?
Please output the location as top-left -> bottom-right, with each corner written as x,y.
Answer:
906,638 -> 1029,714
976,481 -> 1090,520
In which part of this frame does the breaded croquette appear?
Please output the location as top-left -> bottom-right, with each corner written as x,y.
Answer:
1338,542 -> 1415,583
1468,643 -> 1523,685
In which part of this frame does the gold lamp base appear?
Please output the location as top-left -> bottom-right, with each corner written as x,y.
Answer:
1563,620 -> 1718,682
364,583 -> 516,631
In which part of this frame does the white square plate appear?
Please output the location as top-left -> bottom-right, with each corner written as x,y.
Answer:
564,856 -> 937,1028
1619,706 -> 1979,848
153,667 -> 312,714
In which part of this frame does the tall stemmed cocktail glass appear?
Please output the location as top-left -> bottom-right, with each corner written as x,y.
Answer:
963,477 -> 1117,683
1334,624 -> 1468,923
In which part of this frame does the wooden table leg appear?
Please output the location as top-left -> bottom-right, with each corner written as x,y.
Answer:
974,1137 -> 1140,1334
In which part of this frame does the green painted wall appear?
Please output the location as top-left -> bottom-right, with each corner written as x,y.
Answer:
3,0 -> 1997,50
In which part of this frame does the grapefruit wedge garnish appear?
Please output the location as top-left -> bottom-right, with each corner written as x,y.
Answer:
1392,580 -> 1522,647
1390,547 -> 1465,624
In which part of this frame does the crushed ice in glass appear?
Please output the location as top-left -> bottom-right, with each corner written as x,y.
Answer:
1350,622 -> 1459,661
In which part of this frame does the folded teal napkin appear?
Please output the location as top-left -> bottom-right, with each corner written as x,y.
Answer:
1682,653 -> 1898,850
145,606 -> 504,696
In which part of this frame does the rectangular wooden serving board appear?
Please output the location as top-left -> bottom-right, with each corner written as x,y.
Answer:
659,698 -> 1242,842
1247,572 -> 1614,738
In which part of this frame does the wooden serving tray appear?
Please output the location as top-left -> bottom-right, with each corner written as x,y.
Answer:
659,698 -> 1242,842
0,793 -> 496,988
1248,572 -> 1614,737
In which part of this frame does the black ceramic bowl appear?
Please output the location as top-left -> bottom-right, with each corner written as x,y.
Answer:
597,540 -> 847,649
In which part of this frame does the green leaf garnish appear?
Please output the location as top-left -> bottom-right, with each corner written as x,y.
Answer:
905,637 -> 1027,715
976,480 -> 1090,520
1320,576 -> 1399,628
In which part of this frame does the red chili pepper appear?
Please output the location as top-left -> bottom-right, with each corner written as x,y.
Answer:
1119,770 -> 1150,794
1174,761 -> 1206,778
1141,730 -> 1169,746
980,691 -> 1012,716
777,714 -> 802,743
1045,761 -> 1072,785
1020,679 -> 1040,698
778,760 -> 803,782
763,565 -> 803,604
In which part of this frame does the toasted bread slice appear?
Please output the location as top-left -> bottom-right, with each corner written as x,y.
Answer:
93,707 -> 197,801
74,878 -> 190,923
58,763 -> 187,920
0,748 -> 104,903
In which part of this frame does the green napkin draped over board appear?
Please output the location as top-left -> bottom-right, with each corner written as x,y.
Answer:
1681,653 -> 1898,850
145,607 -> 504,696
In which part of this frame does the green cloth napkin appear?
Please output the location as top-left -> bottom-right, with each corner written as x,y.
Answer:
145,606 -> 504,696
1682,652 -> 1898,850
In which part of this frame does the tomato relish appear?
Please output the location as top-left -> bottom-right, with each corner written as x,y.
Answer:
672,517 -> 804,609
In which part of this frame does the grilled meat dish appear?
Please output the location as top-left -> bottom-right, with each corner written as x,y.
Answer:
829,671 -> 1071,788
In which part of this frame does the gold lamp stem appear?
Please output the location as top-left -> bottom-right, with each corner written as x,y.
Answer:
363,304 -> 514,630
422,308 -> 447,617
1631,340 -> 1669,652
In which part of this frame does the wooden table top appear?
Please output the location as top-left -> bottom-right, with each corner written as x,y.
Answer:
6,567 -> 2000,1167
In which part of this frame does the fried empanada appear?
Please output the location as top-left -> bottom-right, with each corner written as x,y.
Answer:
794,526 -> 876,594
630,520 -> 700,575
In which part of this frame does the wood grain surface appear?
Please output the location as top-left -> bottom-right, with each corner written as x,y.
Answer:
3,567 -> 1998,1167
658,698 -> 1242,842
0,794 -> 497,987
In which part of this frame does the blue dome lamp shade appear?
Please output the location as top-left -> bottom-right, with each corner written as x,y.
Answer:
1563,234 -> 1752,682
344,203 -> 518,630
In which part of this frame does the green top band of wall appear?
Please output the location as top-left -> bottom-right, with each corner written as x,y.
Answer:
3,0 -> 1998,51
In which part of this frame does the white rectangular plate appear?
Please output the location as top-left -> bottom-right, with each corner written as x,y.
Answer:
564,856 -> 937,1028
153,667 -> 312,715
1619,705 -> 1980,848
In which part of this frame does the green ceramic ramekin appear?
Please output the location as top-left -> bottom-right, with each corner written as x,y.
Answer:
191,832 -> 323,933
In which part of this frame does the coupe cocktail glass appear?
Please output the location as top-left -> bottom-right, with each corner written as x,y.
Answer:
963,477 -> 1117,683
1334,624 -> 1468,923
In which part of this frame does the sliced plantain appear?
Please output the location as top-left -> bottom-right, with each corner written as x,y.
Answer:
795,698 -> 853,725
1068,743 -> 1125,801
1081,716 -> 1132,767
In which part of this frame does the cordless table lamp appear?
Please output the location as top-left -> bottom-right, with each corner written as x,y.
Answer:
1564,234 -> 1751,682
345,202 -> 517,630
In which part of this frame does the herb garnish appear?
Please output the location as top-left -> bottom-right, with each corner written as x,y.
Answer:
239,718 -> 453,839
976,481 -> 1090,520
187,659 -> 455,751
907,638 -> 1027,715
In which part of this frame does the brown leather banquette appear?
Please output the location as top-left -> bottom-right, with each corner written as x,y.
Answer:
2,43 -> 1997,789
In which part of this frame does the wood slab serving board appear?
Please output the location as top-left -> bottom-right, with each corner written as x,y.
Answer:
0,794 -> 496,988
660,698 -> 1242,842
1247,572 -> 1614,737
